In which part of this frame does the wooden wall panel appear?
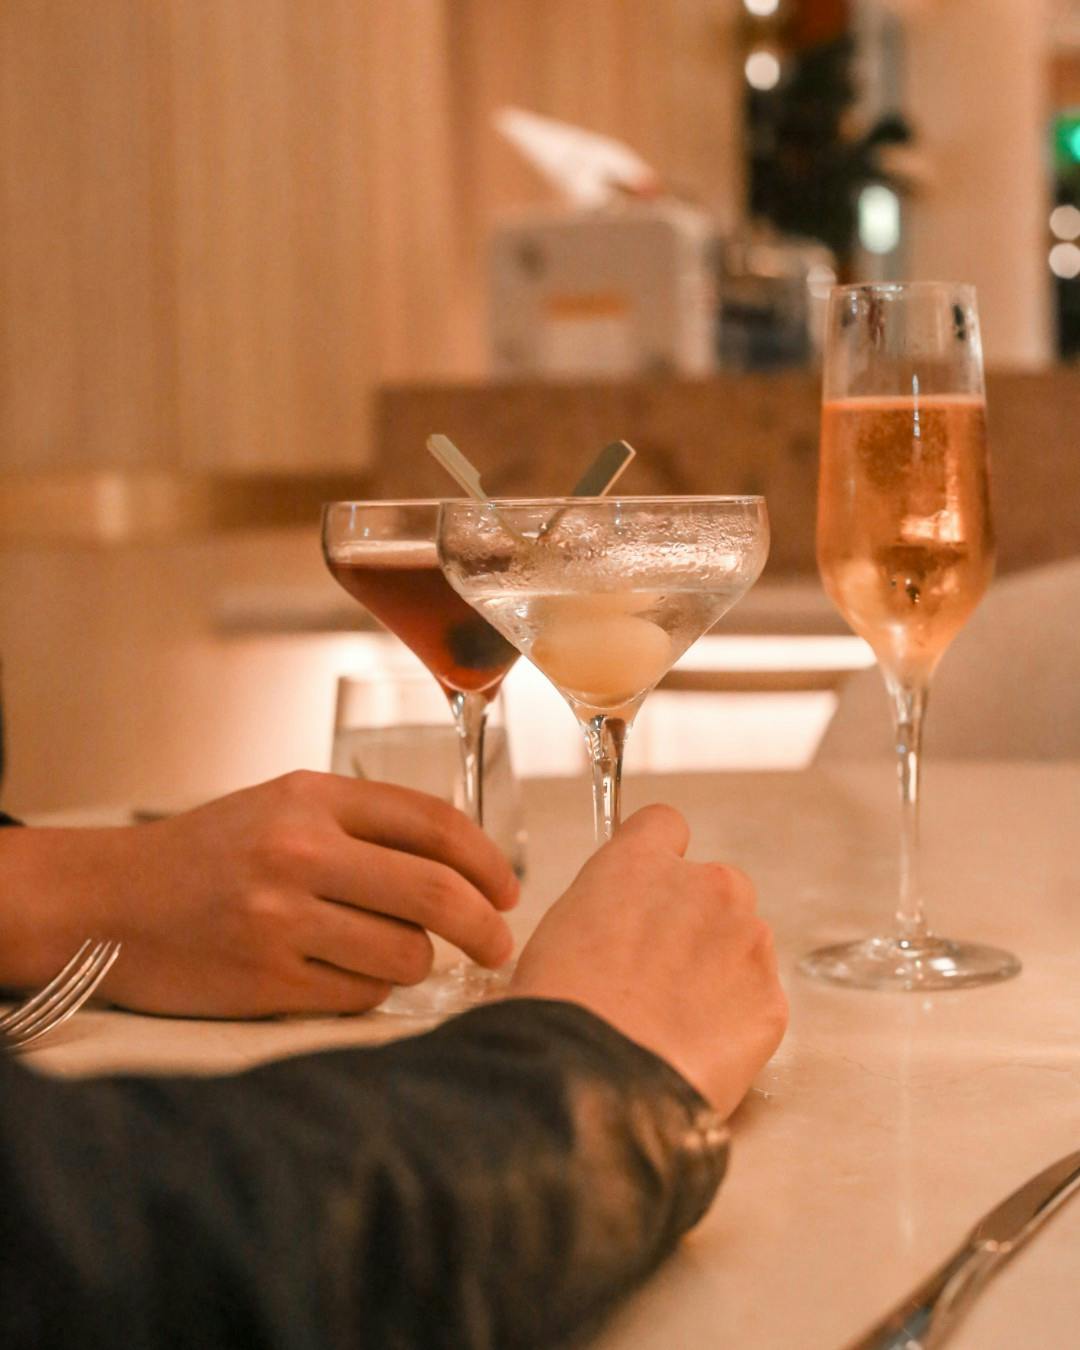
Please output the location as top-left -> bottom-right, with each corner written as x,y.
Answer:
0,1 -> 741,474
0,0 -> 462,473
0,1 -> 175,468
449,1 -> 741,220
164,0 -> 380,468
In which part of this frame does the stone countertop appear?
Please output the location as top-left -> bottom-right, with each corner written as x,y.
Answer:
24,762 -> 1080,1349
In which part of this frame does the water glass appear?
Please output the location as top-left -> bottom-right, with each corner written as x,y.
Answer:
331,672 -> 527,879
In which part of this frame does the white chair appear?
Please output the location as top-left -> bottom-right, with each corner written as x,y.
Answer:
816,557 -> 1080,760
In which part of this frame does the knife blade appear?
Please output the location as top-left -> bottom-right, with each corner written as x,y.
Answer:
842,1147 -> 1080,1350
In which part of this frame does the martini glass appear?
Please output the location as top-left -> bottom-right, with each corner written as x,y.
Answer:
438,496 -> 769,843
322,500 -> 520,1015
802,281 -> 1020,990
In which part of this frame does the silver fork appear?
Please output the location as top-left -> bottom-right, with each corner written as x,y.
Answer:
0,939 -> 120,1051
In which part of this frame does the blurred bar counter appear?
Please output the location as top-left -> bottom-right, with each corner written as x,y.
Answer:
3,368 -> 1075,650
375,369 -> 1080,577
4,369 -> 1074,570
21,367 -> 1076,809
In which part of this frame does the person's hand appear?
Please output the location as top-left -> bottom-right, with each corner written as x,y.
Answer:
509,804 -> 787,1117
0,772 -> 518,1017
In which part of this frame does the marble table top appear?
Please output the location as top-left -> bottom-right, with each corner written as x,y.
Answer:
23,762 -> 1080,1349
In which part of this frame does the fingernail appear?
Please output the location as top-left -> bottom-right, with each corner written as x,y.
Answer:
496,874 -> 521,911
478,926 -> 514,970
495,926 -> 516,967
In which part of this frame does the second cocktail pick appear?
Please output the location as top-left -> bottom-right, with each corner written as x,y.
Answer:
425,434 -> 636,526
569,441 -> 636,497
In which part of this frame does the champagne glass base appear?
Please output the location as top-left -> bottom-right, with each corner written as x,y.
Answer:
377,961 -> 514,1019
799,934 -> 1020,992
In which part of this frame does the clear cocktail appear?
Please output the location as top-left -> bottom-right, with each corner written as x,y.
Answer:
438,496 -> 769,842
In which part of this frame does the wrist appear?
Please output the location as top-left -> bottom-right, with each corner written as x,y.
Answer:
0,826 -> 133,990
480,996 -> 729,1228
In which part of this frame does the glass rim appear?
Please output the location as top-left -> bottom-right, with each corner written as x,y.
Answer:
325,495 -> 766,509
828,280 -> 976,300
438,494 -> 767,509
322,499 -> 443,511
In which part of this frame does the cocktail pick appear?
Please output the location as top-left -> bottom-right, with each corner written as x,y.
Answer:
426,434 -> 490,503
426,434 -> 530,542
535,440 -> 637,541
569,440 -> 636,497
426,433 -> 636,534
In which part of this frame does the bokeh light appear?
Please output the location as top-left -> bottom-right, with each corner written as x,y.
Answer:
1049,242 -> 1080,280
745,49 -> 781,91
806,263 -> 838,300
858,185 -> 901,255
1050,205 -> 1080,241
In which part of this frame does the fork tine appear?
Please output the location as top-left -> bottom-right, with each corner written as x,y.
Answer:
8,945 -> 117,1047
2,941 -> 119,1047
0,940 -> 96,1033
6,942 -> 119,1049
1,941 -> 105,1037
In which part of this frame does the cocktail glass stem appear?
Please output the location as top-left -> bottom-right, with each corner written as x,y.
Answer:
584,714 -> 628,843
888,676 -> 929,945
447,689 -> 488,826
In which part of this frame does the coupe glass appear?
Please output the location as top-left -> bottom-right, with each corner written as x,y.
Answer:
322,501 -> 520,1015
802,282 -> 1020,990
438,496 -> 769,843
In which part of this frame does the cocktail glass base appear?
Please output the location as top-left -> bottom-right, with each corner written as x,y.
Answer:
377,961 -> 514,1019
799,934 -> 1021,992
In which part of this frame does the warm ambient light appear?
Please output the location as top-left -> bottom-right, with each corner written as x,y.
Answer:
858,184 -> 901,255
745,49 -> 781,91
1050,204 -> 1080,241
744,0 -> 781,16
1049,242 -> 1080,280
806,263 -> 838,300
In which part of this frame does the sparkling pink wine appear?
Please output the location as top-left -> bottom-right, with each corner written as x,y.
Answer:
817,395 -> 994,683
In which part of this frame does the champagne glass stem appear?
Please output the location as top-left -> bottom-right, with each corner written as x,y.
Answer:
584,715 -> 628,843
447,690 -> 488,826
887,677 -> 929,944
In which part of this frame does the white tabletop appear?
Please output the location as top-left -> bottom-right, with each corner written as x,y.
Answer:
21,763 -> 1080,1349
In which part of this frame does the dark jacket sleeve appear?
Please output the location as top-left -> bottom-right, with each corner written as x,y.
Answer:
0,998 -> 727,1350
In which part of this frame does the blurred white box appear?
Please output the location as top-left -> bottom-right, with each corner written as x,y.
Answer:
489,199 -> 717,379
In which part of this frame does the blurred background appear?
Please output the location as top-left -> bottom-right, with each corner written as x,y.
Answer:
2,0 -> 1079,813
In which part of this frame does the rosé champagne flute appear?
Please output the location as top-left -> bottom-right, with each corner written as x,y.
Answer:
802,282 -> 1020,990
